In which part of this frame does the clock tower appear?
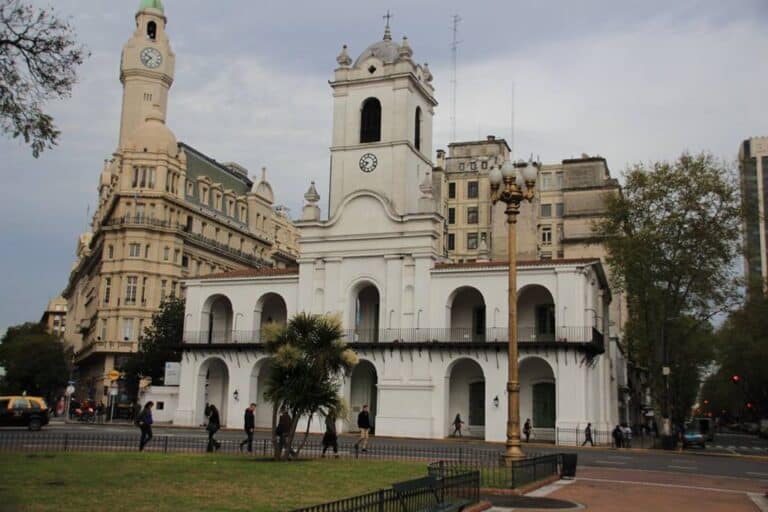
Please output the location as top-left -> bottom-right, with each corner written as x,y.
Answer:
328,22 -> 437,217
118,0 -> 176,147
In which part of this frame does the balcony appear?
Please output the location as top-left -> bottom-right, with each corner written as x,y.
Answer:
102,215 -> 271,268
182,326 -> 604,353
74,340 -> 136,361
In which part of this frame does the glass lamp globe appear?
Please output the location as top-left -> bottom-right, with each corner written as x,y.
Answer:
489,167 -> 502,186
501,160 -> 515,179
522,160 -> 538,182
515,169 -> 524,189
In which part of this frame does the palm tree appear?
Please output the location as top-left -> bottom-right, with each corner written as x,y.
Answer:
263,313 -> 358,459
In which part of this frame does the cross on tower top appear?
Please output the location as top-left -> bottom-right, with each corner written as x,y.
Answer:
383,10 -> 393,40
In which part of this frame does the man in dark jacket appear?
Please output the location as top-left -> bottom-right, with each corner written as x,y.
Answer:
240,403 -> 256,453
276,408 -> 292,454
137,401 -> 154,451
582,422 -> 595,446
355,404 -> 371,453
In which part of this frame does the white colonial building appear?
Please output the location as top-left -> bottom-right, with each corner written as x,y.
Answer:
170,23 -> 623,444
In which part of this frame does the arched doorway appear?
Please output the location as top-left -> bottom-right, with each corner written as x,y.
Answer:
349,360 -> 378,432
517,285 -> 555,342
447,358 -> 486,438
249,358 -> 274,429
353,284 -> 380,342
449,287 -> 486,342
196,358 -> 230,427
254,293 -> 287,341
519,357 -> 556,441
202,295 -> 233,343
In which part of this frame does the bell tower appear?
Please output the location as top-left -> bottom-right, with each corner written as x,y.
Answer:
118,0 -> 176,147
328,21 -> 437,217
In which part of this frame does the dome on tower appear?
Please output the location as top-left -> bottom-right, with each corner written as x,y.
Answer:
124,106 -> 178,156
138,0 -> 164,12
353,22 -> 408,68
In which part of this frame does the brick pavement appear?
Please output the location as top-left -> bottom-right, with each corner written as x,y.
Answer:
489,467 -> 768,511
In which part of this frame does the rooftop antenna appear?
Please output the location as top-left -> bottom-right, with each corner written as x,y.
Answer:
450,14 -> 462,142
510,83 -> 515,159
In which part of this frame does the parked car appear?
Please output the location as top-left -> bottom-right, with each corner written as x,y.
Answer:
0,396 -> 50,431
683,424 -> 706,449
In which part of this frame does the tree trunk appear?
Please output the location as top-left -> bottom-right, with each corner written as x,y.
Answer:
283,409 -> 302,460
295,412 -> 314,456
271,401 -> 280,460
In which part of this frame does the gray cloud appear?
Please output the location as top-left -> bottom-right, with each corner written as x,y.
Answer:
0,0 -> 765,334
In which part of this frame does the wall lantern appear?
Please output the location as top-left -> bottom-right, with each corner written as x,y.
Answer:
493,396 -> 499,408
233,389 -> 239,402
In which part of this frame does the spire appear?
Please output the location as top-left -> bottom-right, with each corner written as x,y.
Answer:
383,10 -> 393,41
261,166 -> 267,183
399,36 -> 413,60
304,181 -> 320,204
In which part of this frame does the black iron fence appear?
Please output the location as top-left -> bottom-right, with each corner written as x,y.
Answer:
184,326 -> 601,346
428,454 -> 561,490
554,427 -> 656,448
290,471 -> 480,512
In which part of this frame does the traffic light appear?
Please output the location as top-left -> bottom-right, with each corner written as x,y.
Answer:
732,374 -> 741,384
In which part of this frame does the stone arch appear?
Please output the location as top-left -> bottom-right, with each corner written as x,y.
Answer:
519,356 -> 557,440
253,292 -> 288,341
249,357 -> 275,428
517,284 -> 556,342
348,359 -> 378,432
445,357 -> 486,437
195,357 -> 230,427
201,294 -> 234,343
348,279 -> 381,342
447,286 -> 486,342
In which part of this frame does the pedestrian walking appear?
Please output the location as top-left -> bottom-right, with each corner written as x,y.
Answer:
276,407 -> 292,455
452,413 -> 465,437
321,412 -> 339,458
136,401 -> 154,451
582,422 -> 595,446
523,418 -> 532,443
612,424 -> 623,448
239,403 -> 256,453
206,404 -> 221,452
355,404 -> 371,453
623,424 -> 632,448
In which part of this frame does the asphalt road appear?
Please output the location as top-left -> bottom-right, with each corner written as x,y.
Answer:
13,421 -> 767,482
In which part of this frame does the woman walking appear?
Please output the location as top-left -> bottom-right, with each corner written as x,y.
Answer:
206,404 -> 221,452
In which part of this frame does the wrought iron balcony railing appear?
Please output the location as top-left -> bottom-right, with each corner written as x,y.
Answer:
183,326 -> 603,348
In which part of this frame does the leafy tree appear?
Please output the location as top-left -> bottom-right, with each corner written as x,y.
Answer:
594,153 -> 741,425
263,313 -> 358,460
701,292 -> 768,421
0,322 -> 71,400
0,0 -> 87,157
121,296 -> 184,394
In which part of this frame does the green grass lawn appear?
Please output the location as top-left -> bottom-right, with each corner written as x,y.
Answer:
0,452 -> 426,511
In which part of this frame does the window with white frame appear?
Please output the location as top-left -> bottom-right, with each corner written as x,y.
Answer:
125,276 -> 138,305
129,243 -> 141,257
121,318 -> 134,341
541,225 -> 552,245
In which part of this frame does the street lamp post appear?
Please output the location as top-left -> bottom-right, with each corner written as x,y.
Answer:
489,157 -> 539,463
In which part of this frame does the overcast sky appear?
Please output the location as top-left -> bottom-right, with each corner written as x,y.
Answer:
0,0 -> 766,335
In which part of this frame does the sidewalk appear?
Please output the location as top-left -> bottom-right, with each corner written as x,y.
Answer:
487,468 -> 768,511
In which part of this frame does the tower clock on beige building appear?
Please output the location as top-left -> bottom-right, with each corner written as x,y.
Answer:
61,0 -> 299,403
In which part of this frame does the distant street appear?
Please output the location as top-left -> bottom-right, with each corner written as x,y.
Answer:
15,421 -> 767,482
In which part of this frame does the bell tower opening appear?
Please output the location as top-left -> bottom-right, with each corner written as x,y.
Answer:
414,107 -> 422,151
360,98 -> 382,143
147,21 -> 157,40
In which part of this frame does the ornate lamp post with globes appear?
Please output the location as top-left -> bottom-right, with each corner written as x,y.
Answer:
489,157 -> 539,463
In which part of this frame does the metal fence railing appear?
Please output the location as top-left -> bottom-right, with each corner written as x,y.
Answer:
554,428 -> 656,448
289,471 -> 480,512
183,326 -> 601,346
427,454 -> 561,489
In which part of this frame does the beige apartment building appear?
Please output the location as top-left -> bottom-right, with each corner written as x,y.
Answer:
40,297 -> 67,338
61,0 -> 298,401
739,137 -> 768,291
438,137 -> 625,342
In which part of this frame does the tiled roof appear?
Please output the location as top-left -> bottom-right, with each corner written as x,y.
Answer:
200,267 -> 299,280
433,258 -> 599,271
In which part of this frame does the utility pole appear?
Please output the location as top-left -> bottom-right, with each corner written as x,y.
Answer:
450,14 -> 461,142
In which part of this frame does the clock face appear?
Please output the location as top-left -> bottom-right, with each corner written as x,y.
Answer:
359,153 -> 378,173
140,47 -> 163,69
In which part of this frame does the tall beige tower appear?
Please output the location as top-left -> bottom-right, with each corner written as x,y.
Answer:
118,0 -> 176,147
